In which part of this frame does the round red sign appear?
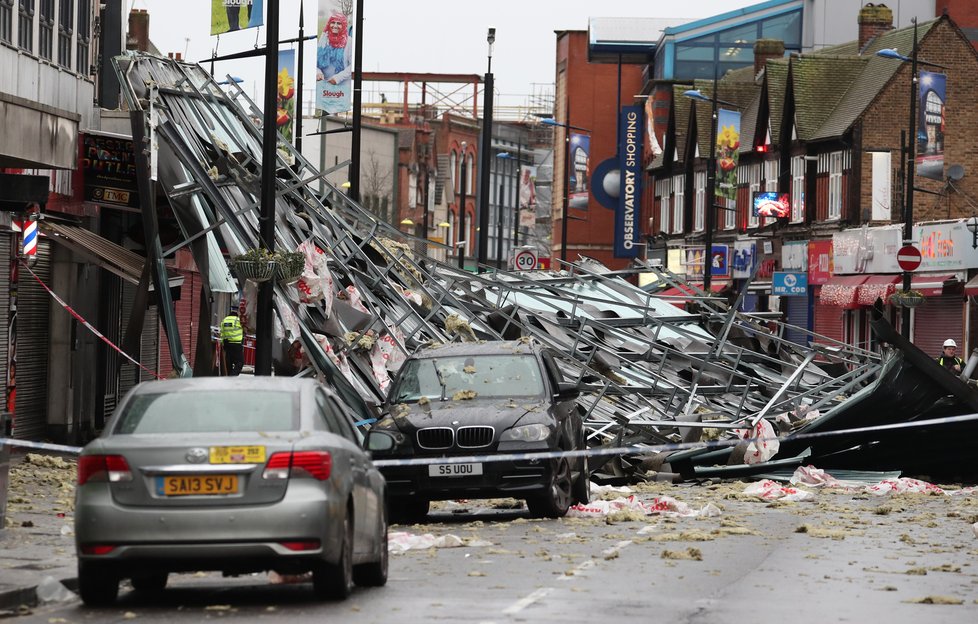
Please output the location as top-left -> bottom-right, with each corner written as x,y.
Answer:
897,245 -> 921,272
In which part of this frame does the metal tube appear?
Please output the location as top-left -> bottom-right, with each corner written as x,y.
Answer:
477,70 -> 494,270
901,20 -> 919,338
349,0 -> 364,202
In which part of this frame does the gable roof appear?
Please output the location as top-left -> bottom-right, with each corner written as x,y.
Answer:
791,54 -> 868,141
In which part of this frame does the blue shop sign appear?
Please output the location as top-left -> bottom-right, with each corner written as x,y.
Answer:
772,271 -> 808,296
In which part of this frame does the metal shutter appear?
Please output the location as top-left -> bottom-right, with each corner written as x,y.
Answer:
140,305 -> 159,382
0,235 -> 10,415
912,295 -> 964,361
740,292 -> 758,312
119,281 -> 138,397
813,288 -> 845,346
98,271 -> 122,427
13,240 -> 51,439
783,292 -> 811,346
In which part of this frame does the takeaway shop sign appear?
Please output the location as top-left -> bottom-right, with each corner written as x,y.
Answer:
913,220 -> 978,271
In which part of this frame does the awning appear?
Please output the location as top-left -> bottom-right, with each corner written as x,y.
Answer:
42,222 -> 183,289
965,273 -> 978,296
818,274 -> 869,309
857,274 -> 900,306
910,273 -> 958,297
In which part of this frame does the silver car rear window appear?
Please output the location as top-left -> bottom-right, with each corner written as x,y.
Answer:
113,391 -> 298,434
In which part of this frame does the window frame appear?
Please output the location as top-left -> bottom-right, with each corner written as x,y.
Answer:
693,170 -> 706,232
672,174 -> 685,234
790,155 -> 805,223
828,151 -> 843,220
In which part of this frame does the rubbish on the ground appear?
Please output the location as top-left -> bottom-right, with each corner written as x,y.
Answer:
902,596 -> 964,605
567,495 -> 720,518
388,531 -> 465,553
742,480 -> 815,502
34,576 -> 76,604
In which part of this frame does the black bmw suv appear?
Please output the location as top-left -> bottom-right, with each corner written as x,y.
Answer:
370,340 -> 589,522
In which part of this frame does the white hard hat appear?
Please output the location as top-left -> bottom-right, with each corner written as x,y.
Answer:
944,339 -> 957,348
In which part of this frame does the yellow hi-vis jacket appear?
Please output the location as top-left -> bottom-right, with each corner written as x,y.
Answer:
220,315 -> 243,343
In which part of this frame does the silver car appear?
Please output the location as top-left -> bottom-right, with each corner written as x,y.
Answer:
74,377 -> 390,605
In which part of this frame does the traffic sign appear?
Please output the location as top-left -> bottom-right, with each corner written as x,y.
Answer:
513,248 -> 538,271
897,245 -> 921,272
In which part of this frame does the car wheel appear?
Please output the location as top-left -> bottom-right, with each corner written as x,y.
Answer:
78,561 -> 119,606
130,572 -> 168,592
388,496 -> 429,524
313,511 -> 354,601
353,508 -> 388,587
572,451 -> 590,505
527,455 -> 573,519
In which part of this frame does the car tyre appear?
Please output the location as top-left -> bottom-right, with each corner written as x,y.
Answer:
353,509 -> 388,587
130,572 -> 168,592
527,455 -> 573,519
388,496 -> 429,525
313,510 -> 354,600
78,561 -> 119,606
572,451 -> 590,505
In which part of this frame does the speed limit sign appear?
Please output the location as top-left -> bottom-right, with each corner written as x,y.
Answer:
513,248 -> 538,270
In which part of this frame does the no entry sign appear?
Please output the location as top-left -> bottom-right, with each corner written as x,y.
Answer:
897,245 -> 921,272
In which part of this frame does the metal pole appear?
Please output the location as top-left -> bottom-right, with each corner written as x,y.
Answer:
513,142 -> 521,248
704,65 -> 719,292
901,20 -> 919,339
459,145 -> 467,269
559,96 -> 571,262
477,34 -> 495,272
255,0 -> 280,376
295,0 -> 304,155
349,0 -> 364,202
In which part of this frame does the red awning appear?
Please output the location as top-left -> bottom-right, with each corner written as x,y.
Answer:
819,274 -> 869,309
964,273 -> 978,296
910,273 -> 957,297
856,274 -> 901,306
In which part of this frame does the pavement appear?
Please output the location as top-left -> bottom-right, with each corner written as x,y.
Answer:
0,449 -> 79,615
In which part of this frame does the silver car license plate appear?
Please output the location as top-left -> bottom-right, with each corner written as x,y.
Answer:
428,462 -> 483,477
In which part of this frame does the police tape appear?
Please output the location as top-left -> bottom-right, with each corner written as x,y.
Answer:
3,411 -> 978,466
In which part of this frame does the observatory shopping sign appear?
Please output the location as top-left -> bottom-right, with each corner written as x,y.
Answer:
615,105 -> 643,258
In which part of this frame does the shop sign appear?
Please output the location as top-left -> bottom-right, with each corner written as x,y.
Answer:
782,240 -> 808,272
832,225 -> 901,274
808,239 -> 833,285
80,133 -> 139,209
732,239 -> 756,279
913,220 -> 978,271
772,271 -> 808,296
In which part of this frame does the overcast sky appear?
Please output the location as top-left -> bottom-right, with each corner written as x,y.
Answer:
134,0 -> 758,110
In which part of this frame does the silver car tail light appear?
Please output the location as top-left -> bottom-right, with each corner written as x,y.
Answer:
263,451 -> 332,481
77,455 -> 133,485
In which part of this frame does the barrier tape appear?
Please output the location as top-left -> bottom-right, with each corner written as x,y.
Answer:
4,411 -> 978,467
20,260 -> 165,381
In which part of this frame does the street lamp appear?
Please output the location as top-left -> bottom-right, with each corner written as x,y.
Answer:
876,20 -> 947,338
967,216 -> 978,249
683,74 -> 721,292
541,117 -> 590,264
477,27 -> 496,272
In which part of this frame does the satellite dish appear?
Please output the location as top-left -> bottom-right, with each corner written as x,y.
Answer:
948,164 -> 965,181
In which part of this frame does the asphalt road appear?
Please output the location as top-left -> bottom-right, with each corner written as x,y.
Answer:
25,482 -> 978,623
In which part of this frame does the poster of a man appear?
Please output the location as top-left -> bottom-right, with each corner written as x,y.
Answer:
316,3 -> 354,114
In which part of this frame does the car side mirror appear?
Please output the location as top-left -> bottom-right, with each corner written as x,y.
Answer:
364,429 -> 396,452
555,381 -> 581,400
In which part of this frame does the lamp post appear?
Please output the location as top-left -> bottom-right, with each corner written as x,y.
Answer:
541,117 -> 589,264
458,141 -> 468,269
877,20 -> 947,338
477,28 -> 496,272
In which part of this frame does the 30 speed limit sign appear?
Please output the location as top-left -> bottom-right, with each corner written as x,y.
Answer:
513,248 -> 538,270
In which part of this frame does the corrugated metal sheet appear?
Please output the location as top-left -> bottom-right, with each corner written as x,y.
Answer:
0,234 -> 10,417
913,296 -> 964,359
13,240 -> 50,439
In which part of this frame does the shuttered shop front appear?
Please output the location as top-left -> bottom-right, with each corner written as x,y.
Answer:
0,235 -> 11,416
13,240 -> 51,439
913,296 -> 964,359
813,290 -> 845,346
783,292 -> 811,346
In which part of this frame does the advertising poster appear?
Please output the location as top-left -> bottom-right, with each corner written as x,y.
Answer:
615,105 -> 643,258
211,0 -> 263,36
568,133 -> 590,209
519,165 -> 538,228
645,96 -> 662,158
80,133 -> 139,209
916,71 -> 946,181
277,50 -> 296,143
710,244 -> 729,277
316,0 -> 354,114
715,108 -> 740,201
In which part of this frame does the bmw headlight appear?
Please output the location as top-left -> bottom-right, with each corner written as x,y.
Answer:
499,423 -> 551,443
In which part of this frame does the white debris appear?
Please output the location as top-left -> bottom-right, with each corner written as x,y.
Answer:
388,531 -> 465,553
742,479 -> 815,501
35,576 -> 77,604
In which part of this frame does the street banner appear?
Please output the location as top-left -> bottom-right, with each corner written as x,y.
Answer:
316,0 -> 354,114
568,133 -> 590,209
519,165 -> 537,228
211,0 -> 264,36
916,71 -> 946,181
645,96 -> 662,157
277,49 -> 296,143
615,105 -> 643,258
715,108 -> 740,201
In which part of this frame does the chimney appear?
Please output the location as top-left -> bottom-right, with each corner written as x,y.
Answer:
127,9 -> 149,53
858,3 -> 894,51
754,39 -> 785,77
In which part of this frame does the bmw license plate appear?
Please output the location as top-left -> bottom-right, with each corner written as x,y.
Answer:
158,475 -> 238,496
428,463 -> 483,477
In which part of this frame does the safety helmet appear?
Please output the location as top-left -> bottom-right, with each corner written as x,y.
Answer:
943,339 -> 957,348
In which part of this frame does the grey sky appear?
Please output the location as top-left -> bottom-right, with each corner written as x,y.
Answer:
135,0 -> 758,110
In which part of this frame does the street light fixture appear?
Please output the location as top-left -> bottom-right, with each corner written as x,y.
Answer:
875,21 -> 947,338
967,216 -> 978,249
477,27 -> 496,272
540,117 -> 590,264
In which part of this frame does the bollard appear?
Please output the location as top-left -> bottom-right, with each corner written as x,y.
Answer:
0,412 -> 10,529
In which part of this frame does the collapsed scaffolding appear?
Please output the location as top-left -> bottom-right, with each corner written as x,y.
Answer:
111,53 -> 978,482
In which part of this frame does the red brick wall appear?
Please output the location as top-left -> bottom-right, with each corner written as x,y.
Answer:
857,18 -> 978,224
938,1 -> 978,50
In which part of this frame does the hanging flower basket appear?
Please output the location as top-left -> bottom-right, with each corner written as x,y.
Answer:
274,250 -> 306,283
231,248 -> 278,283
892,290 -> 925,308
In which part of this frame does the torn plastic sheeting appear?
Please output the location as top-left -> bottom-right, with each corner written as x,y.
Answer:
742,480 -> 816,501
567,495 -> 721,518
388,531 -> 466,553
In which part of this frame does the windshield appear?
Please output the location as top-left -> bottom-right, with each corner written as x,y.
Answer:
114,390 -> 298,434
392,355 -> 546,402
